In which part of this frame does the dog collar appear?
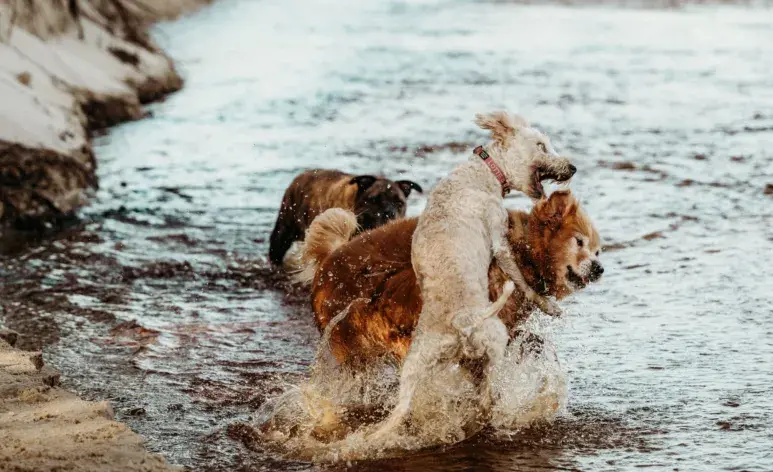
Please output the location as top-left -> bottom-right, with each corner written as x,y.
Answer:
474,146 -> 511,197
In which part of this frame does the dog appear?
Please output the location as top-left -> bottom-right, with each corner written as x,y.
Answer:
268,169 -> 422,266
301,190 -> 602,367
366,111 -> 577,439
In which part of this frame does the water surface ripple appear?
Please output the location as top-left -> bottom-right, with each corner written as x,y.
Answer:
1,0 -> 772,470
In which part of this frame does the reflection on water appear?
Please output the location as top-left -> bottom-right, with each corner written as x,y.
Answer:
2,0 -> 773,470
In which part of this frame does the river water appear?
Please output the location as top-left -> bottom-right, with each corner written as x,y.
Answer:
2,0 -> 772,470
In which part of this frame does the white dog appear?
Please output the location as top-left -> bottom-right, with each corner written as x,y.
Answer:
368,111 -> 576,441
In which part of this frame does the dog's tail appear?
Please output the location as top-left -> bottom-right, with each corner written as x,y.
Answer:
292,208 -> 359,285
452,280 -> 515,335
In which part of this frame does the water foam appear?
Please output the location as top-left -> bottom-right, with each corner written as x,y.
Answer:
252,314 -> 567,462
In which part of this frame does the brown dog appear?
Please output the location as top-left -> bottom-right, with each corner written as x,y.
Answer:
268,169 -> 422,266
301,190 -> 602,366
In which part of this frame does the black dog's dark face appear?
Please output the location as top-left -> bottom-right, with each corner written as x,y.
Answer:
350,175 -> 423,230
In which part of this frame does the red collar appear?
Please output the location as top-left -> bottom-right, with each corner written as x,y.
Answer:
473,145 -> 510,197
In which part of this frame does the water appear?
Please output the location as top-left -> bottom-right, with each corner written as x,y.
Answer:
2,0 -> 773,470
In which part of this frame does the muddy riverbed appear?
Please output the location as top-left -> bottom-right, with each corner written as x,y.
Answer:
2,0 -> 773,470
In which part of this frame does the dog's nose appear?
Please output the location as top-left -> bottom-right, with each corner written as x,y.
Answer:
568,164 -> 577,177
589,261 -> 604,281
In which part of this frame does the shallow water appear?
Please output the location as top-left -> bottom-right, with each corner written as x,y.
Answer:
2,0 -> 773,470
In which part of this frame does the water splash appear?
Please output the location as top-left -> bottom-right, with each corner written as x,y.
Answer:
251,316 -> 567,462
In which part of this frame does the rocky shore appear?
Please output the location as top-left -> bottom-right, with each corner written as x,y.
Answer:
1,2 -> 210,470
0,331 -> 181,471
0,0 -> 211,229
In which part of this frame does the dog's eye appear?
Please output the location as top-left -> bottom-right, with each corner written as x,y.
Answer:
537,142 -> 547,153
576,237 -> 584,248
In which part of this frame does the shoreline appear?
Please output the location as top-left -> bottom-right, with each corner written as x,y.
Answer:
0,0 -> 212,230
0,2 -> 212,470
0,331 -> 181,471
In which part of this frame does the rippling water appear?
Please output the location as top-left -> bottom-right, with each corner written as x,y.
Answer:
2,0 -> 773,470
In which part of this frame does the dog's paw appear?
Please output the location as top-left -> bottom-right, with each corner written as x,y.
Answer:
501,280 -> 515,298
459,329 -> 487,359
459,332 -> 485,359
460,318 -> 508,361
461,343 -> 486,360
536,297 -> 563,317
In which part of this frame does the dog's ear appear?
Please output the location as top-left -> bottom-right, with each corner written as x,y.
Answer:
536,190 -> 576,228
350,175 -> 378,194
396,180 -> 423,197
474,111 -> 528,145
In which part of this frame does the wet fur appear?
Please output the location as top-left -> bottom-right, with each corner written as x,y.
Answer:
305,191 -> 602,366
268,169 -> 422,266
363,112 -> 576,438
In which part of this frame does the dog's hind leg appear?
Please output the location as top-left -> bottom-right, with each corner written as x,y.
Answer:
453,285 -> 512,370
451,284 -> 513,415
367,331 -> 458,442
452,280 -> 514,360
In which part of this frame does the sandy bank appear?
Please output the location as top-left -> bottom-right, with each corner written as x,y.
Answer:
0,0 -> 211,229
0,331 -> 180,471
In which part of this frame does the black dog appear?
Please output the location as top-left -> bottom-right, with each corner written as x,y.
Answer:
268,169 -> 422,266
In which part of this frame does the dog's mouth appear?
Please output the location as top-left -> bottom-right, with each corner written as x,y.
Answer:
528,165 -> 575,200
565,265 -> 588,290
528,168 -> 546,200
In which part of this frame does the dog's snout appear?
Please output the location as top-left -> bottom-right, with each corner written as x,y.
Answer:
568,164 -> 577,177
589,261 -> 604,281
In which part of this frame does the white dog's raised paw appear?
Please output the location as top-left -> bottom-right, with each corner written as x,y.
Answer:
501,280 -> 515,298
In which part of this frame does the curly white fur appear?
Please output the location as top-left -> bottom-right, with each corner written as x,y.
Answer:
368,111 -> 573,441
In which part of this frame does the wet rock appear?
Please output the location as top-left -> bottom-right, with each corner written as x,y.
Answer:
0,142 -> 96,225
40,366 -> 61,388
0,349 -> 44,374
0,329 -> 19,347
0,0 -> 208,231
81,94 -> 144,132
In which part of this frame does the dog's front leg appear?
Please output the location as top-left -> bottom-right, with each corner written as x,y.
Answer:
492,236 -> 562,317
